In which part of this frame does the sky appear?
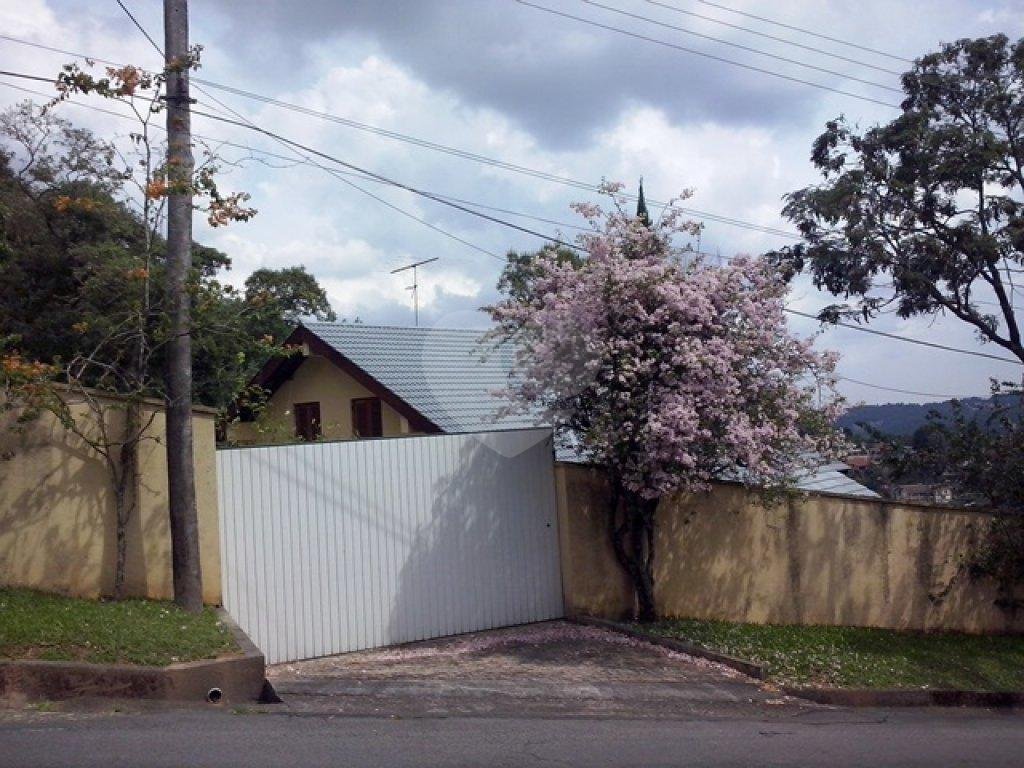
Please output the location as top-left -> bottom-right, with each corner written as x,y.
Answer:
1,0 -> 1023,405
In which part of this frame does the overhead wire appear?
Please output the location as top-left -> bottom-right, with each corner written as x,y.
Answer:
578,0 -> 902,92
4,21 -> 1016,376
694,0 -> 913,63
639,0 -> 902,75
116,4 -> 507,261
512,0 -> 902,108
0,31 -> 823,240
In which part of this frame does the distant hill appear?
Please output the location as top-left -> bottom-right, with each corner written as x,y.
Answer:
838,395 -> 1016,438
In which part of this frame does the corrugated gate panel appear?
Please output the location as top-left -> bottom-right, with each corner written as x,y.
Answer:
217,429 -> 563,664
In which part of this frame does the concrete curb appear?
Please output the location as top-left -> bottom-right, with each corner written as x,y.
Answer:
569,615 -> 767,680
571,615 -> 1024,710
0,609 -> 268,704
783,687 -> 1024,709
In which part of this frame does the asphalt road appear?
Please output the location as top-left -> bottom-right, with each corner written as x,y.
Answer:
2,707 -> 1024,767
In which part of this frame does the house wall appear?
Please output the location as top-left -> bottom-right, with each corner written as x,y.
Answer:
555,463 -> 1024,634
229,355 -> 410,445
0,395 -> 221,604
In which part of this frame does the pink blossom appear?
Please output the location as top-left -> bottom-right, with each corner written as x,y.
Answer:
489,192 -> 846,498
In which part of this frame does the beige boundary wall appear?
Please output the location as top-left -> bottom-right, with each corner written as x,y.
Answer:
0,393 -> 221,604
555,462 -> 1024,634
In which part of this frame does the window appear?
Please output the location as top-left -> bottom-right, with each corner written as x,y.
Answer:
351,397 -> 383,438
294,402 -> 321,442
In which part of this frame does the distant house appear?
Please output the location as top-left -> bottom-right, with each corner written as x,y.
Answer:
232,321 -> 879,498
890,483 -> 955,505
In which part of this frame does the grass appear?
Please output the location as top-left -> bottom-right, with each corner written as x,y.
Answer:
641,617 -> 1024,691
0,588 -> 238,667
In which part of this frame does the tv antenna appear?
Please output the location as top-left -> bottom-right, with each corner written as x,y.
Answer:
390,257 -> 438,326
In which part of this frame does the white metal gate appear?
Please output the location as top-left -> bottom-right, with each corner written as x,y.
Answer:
217,429 -> 564,663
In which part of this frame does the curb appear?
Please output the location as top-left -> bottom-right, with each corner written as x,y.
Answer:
570,615 -> 1024,710
782,687 -> 1024,709
569,615 -> 767,680
0,609 -> 268,705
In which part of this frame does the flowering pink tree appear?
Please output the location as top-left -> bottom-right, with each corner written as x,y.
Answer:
489,186 -> 844,620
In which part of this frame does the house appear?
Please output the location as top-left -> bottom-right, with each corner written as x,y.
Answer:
230,322 -> 534,445
231,321 -> 879,498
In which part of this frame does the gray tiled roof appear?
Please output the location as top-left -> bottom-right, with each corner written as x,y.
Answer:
791,462 -> 882,498
302,322 -> 538,433
302,322 -> 879,499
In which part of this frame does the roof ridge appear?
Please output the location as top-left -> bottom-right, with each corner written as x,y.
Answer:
302,320 -> 491,335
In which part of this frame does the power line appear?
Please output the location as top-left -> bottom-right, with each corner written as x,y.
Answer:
141,107 -> 1024,366
695,0 -> 913,63
6,73 -> 714,257
115,0 -> 162,57
0,31 -> 802,241
639,0 -> 902,76
10,66 -> 1014,372
190,106 -> 588,253
0,76 -> 559,256
512,0 -> 901,109
578,0 -> 901,92
0,31 -> 808,241
837,375 -> 964,400
0,70 -> 54,84
785,308 -> 1022,365
0,76 -> 500,263
187,81 -> 801,239
112,1 -> 504,261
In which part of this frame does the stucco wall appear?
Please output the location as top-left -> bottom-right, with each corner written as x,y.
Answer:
229,354 -> 409,445
556,463 -> 1023,634
0,395 -> 221,604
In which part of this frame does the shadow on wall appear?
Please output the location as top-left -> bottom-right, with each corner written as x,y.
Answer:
0,400 -> 220,604
559,464 -> 1023,635
385,431 -> 563,647
0,408 -> 121,598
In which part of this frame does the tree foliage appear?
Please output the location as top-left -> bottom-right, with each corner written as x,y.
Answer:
489,185 -> 845,619
0,101 -> 330,412
771,35 -> 1024,362
882,384 -> 1024,606
0,100 -> 332,597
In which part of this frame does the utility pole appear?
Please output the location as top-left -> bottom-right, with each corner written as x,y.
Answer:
164,0 -> 203,612
391,257 -> 438,327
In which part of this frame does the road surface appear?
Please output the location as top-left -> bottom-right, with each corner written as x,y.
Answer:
2,705 -> 1023,767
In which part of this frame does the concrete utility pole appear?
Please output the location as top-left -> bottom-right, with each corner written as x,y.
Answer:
163,0 -> 203,612
391,257 -> 438,327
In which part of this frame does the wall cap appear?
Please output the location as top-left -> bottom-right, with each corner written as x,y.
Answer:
553,461 -> 994,516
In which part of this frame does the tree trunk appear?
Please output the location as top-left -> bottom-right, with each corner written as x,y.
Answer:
608,480 -> 659,622
113,402 -> 140,600
164,0 -> 203,612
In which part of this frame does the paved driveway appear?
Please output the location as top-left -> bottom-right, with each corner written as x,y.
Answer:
267,620 -> 813,718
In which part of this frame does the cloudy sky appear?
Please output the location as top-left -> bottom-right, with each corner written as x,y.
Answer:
2,0 -> 1023,404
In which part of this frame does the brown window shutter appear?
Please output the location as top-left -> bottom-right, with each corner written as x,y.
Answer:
352,397 -> 383,438
294,402 -> 321,441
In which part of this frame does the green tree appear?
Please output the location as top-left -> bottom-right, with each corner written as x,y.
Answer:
897,385 -> 1024,607
771,35 -> 1024,363
244,265 -> 335,342
0,101 -> 332,595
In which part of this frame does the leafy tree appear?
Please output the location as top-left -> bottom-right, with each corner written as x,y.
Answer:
0,101 -> 332,596
489,185 -> 844,620
882,384 -> 1024,607
0,101 -> 330,412
771,35 -> 1024,363
244,265 -> 335,342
